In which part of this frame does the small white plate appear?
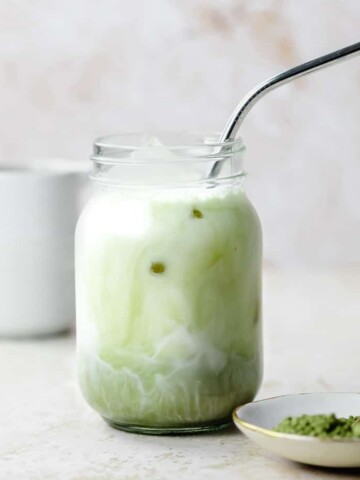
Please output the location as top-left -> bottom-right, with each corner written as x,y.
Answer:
233,392 -> 360,468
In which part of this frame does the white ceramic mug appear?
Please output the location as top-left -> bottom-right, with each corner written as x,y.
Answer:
0,160 -> 89,337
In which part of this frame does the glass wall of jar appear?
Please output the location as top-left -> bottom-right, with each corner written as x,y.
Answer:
76,132 -> 262,434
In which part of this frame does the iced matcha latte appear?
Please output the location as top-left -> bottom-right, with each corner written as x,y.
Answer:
76,134 -> 262,433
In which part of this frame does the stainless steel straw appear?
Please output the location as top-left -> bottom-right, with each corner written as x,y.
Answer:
209,41 -> 360,178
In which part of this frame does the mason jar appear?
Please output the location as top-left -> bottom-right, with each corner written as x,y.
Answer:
76,132 -> 262,434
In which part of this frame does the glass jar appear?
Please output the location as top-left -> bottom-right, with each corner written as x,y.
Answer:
76,132 -> 262,434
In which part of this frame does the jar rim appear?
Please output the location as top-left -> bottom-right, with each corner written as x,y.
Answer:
92,132 -> 245,164
94,132 -> 244,150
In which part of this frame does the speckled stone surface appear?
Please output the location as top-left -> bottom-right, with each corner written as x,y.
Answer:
1,270 -> 359,479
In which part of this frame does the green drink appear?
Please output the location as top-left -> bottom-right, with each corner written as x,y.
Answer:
76,134 -> 262,433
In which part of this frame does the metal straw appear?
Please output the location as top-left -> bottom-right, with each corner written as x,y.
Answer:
209,41 -> 360,178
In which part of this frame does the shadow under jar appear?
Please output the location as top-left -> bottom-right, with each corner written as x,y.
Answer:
75,132 -> 263,434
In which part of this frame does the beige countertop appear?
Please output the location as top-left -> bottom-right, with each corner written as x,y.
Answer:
1,270 -> 359,479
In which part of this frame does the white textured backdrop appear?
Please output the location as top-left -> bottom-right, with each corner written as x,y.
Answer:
0,0 -> 359,268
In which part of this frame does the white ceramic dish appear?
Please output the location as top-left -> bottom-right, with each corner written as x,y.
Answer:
233,393 -> 360,468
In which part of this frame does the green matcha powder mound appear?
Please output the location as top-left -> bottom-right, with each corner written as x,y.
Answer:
274,414 -> 360,439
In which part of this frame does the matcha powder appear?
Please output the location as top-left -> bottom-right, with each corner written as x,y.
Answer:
274,414 -> 360,439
